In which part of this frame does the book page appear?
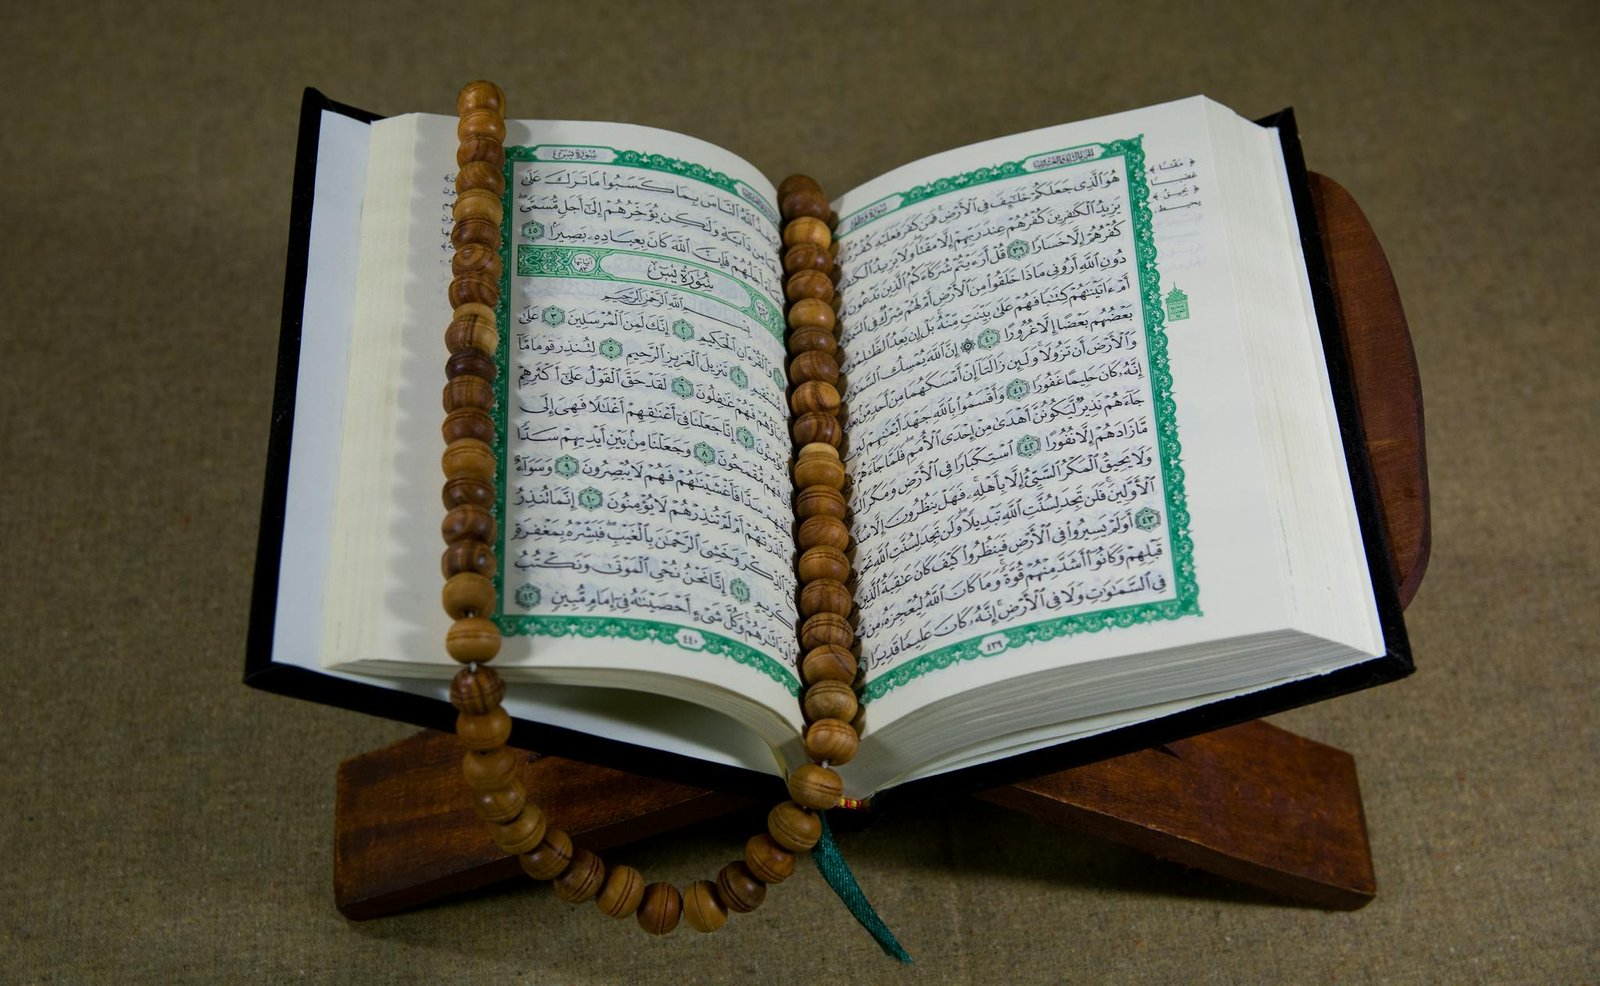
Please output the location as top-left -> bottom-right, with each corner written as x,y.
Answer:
832,99 -> 1292,725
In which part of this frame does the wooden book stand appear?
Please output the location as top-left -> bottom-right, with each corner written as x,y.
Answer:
333,175 -> 1429,920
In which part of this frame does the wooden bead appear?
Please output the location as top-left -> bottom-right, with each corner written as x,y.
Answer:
463,746 -> 518,791
781,188 -> 829,222
456,134 -> 506,169
681,880 -> 727,933
767,801 -> 821,852
450,301 -> 497,338
450,664 -> 505,714
456,708 -> 511,750
800,613 -> 854,651
442,374 -> 493,412
442,571 -> 496,620
553,847 -> 605,902
595,864 -> 646,918
454,159 -> 505,196
448,273 -> 499,309
441,540 -> 496,578
452,187 -> 504,225
716,861 -> 767,914
777,174 -> 823,200
442,476 -> 494,510
447,616 -> 501,663
787,763 -> 844,809
492,803 -> 548,855
636,883 -> 681,935
743,834 -> 796,885
452,241 -> 503,279
451,217 -> 500,249
799,578 -> 851,618
797,515 -> 850,552
801,645 -> 857,686
793,451 -> 846,490
445,318 -> 499,360
474,780 -> 526,823
518,827 -> 574,880
795,486 -> 848,521
784,243 -> 833,277
803,679 -> 859,724
805,717 -> 860,765
456,80 -> 507,116
446,348 -> 497,382
457,107 -> 507,143
783,215 -> 831,251
785,268 -> 834,305
798,545 -> 850,584
787,298 -> 837,334
786,325 -> 837,357
442,504 -> 495,545
789,350 -> 839,387
791,411 -> 842,447
790,380 -> 841,417
442,406 -> 495,445
442,438 -> 495,484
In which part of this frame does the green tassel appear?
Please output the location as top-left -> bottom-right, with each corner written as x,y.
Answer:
811,811 -> 913,963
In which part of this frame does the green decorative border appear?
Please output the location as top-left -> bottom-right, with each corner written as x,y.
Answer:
861,136 -> 1200,701
487,150 -> 799,695
515,244 -> 785,341
505,145 -> 780,227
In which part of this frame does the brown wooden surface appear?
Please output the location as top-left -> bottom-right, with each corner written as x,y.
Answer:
334,174 -> 1427,919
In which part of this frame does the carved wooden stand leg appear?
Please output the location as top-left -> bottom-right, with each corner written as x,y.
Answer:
334,174 -> 1428,919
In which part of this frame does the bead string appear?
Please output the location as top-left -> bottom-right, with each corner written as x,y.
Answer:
440,81 -> 861,936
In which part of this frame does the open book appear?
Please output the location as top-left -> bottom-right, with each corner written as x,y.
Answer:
247,91 -> 1410,803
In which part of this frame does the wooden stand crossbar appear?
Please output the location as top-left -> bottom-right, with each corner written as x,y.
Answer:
334,175 -> 1428,920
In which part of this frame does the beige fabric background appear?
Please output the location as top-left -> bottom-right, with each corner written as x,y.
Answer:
1,1 -> 1595,982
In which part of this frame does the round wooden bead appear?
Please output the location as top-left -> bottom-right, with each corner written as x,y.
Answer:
446,348 -> 497,382
442,406 -> 495,445
785,268 -> 834,305
777,174 -> 823,200
801,645 -> 857,686
784,243 -> 833,277
453,187 -> 504,225
636,883 -> 682,935
743,834 -> 796,885
788,763 -> 844,809
458,107 -> 507,143
442,476 -> 493,510
463,746 -> 518,791
799,578 -> 851,618
783,215 -> 831,251
445,319 -> 499,361
442,374 -> 493,412
450,664 -> 505,714
789,350 -> 839,387
800,613 -> 854,651
792,411 -> 842,447
798,545 -> 849,584
442,438 -> 495,484
457,134 -> 506,169
786,326 -> 837,358
455,159 -> 505,196
447,616 -> 500,663
456,708 -> 511,750
443,571 -> 496,619
805,717 -> 860,765
441,540 -> 495,578
451,217 -> 500,249
452,242 -> 503,279
474,780 -> 526,824
682,880 -> 727,933
793,450 -> 846,490
797,515 -> 850,552
767,801 -> 821,852
448,273 -> 499,310
492,803 -> 548,855
456,80 -> 507,116
795,486 -> 848,521
790,380 -> 841,417
442,504 -> 495,545
716,861 -> 767,914
781,187 -> 830,222
553,847 -> 605,902
803,679 -> 859,724
595,864 -> 646,918
786,296 -> 837,333
518,827 -> 574,880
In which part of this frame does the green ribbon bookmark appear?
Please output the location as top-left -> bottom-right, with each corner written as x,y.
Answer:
811,812 -> 913,963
